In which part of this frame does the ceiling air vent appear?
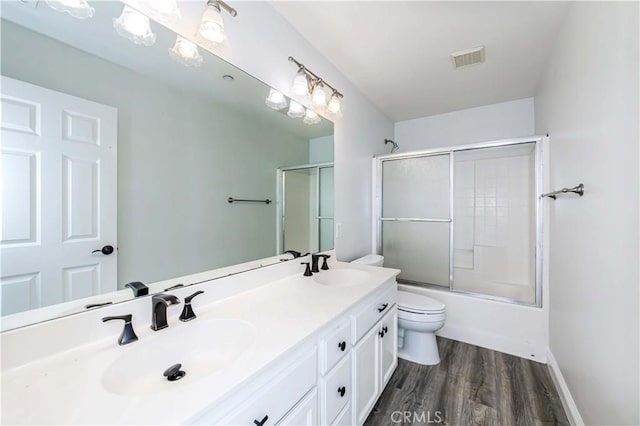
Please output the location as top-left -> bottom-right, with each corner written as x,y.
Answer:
451,46 -> 485,69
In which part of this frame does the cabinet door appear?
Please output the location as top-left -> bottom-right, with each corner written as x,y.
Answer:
379,307 -> 398,387
353,324 -> 380,425
279,389 -> 318,426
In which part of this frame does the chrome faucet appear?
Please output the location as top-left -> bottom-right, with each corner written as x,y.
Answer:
151,294 -> 180,331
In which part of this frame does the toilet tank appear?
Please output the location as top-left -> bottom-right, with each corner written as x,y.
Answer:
351,254 -> 384,267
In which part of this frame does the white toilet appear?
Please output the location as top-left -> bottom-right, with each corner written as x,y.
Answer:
351,255 -> 446,365
397,290 -> 446,365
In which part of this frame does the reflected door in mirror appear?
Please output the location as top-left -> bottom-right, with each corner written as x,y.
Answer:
1,76 -> 118,315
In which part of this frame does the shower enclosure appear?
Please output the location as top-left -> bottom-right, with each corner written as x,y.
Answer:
278,163 -> 334,254
374,138 -> 542,306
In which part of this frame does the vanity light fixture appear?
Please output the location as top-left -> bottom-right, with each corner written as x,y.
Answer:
303,109 -> 321,125
287,100 -> 305,118
199,0 -> 237,44
113,5 -> 156,46
265,88 -> 288,110
169,35 -> 203,67
44,0 -> 94,19
134,0 -> 181,23
288,56 -> 343,116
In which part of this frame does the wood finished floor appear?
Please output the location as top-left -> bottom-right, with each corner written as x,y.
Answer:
364,337 -> 569,426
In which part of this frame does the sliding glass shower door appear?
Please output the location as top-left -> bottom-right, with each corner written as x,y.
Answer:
377,140 -> 540,306
380,154 -> 451,287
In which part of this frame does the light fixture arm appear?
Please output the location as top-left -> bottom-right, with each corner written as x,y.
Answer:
288,56 -> 343,99
207,0 -> 237,17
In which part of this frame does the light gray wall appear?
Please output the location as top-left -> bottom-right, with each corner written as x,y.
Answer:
535,2 -> 639,424
1,21 -> 309,286
395,97 -> 535,150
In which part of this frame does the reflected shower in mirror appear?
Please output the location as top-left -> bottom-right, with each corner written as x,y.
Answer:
0,1 -> 334,330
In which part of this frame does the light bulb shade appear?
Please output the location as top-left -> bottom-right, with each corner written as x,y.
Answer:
169,36 -> 203,67
291,68 -> 310,97
265,88 -> 288,110
327,93 -> 342,116
133,0 -> 181,23
44,0 -> 94,19
311,82 -> 327,109
303,109 -> 321,125
287,101 -> 305,118
113,6 -> 156,46
199,3 -> 225,43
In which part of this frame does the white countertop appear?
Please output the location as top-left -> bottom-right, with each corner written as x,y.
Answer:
1,261 -> 399,425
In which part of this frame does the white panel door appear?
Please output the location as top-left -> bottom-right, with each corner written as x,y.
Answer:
1,76 -> 117,315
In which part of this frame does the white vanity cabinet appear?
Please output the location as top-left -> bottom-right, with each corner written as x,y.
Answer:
351,285 -> 398,425
190,279 -> 398,426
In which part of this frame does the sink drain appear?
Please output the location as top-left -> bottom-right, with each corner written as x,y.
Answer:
163,363 -> 186,381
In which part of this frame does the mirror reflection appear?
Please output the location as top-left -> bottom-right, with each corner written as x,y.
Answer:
0,1 -> 334,329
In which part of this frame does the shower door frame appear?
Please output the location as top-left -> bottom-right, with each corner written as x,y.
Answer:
373,136 -> 544,307
278,162 -> 334,255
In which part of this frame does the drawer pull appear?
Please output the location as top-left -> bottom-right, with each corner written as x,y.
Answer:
254,415 -> 268,426
338,341 -> 346,351
379,329 -> 385,338
338,386 -> 346,397
377,303 -> 389,313
383,326 -> 388,334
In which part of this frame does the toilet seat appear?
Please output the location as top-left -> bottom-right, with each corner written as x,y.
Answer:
397,290 -> 445,314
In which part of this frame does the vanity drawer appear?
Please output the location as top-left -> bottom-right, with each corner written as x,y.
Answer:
320,320 -> 351,374
221,348 -> 317,426
321,353 -> 351,425
351,284 -> 396,343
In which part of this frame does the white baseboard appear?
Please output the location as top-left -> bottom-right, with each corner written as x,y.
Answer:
546,349 -> 584,425
436,323 -> 547,363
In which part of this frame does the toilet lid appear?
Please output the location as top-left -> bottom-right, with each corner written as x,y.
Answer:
397,291 -> 445,313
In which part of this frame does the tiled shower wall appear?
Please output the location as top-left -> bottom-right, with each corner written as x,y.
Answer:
453,148 -> 535,303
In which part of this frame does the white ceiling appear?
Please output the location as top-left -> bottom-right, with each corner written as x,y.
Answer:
271,1 -> 570,122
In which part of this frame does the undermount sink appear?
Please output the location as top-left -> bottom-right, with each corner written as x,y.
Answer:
102,319 -> 256,395
312,268 -> 372,287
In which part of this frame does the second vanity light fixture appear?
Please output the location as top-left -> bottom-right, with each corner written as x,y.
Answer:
288,56 -> 343,117
199,0 -> 237,44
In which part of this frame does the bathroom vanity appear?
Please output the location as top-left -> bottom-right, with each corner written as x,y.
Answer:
1,258 -> 399,425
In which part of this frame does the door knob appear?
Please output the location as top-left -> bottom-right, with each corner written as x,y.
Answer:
92,245 -> 114,255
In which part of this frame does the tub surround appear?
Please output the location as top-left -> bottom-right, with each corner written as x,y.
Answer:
1,257 -> 399,425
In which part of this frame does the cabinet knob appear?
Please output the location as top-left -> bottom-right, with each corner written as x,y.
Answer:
338,386 -> 346,397
338,341 -> 346,351
254,415 -> 268,426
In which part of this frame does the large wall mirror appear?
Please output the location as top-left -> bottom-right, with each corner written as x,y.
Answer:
0,1 -> 334,330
